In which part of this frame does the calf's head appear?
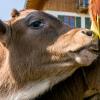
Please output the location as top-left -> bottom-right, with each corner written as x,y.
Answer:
0,9 -> 99,99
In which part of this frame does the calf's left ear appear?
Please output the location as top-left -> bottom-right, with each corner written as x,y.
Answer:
11,9 -> 20,18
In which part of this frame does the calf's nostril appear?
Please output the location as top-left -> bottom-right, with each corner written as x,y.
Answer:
85,31 -> 93,36
82,30 -> 93,36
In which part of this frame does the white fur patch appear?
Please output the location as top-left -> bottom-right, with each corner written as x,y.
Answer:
8,80 -> 50,100
75,50 -> 98,66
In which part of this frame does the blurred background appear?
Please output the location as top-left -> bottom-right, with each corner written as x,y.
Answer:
0,0 -> 90,31
0,0 -> 25,20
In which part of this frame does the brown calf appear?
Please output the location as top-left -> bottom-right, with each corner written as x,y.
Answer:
0,9 -> 99,100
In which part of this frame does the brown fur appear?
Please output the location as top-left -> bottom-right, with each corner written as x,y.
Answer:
36,57 -> 100,100
0,9 -> 99,100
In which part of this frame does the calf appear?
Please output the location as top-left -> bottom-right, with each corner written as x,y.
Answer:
0,9 -> 99,100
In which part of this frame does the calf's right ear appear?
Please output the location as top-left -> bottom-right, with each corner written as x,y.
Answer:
0,20 -> 6,34
0,20 -> 8,45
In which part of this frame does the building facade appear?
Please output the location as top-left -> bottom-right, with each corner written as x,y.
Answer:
25,0 -> 91,31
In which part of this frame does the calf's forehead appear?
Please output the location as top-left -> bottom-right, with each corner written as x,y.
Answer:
14,10 -> 36,21
12,10 -> 60,23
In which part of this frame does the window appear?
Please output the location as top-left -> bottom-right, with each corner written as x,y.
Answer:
83,0 -> 88,6
58,15 -> 81,31
58,15 -> 91,30
63,16 -> 75,28
70,16 -> 75,28
76,17 -> 81,28
78,0 -> 88,6
85,17 -> 91,29
58,15 -> 64,22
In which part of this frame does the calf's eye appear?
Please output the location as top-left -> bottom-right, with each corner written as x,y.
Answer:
29,20 -> 44,29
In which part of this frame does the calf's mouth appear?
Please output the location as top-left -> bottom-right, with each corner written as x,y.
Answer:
47,30 -> 100,67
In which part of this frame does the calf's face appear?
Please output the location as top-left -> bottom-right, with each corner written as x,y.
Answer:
0,10 -> 99,81
0,10 -> 99,98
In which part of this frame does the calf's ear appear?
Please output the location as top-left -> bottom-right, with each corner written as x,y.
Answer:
0,20 -> 7,45
0,20 -> 6,34
11,9 -> 20,18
